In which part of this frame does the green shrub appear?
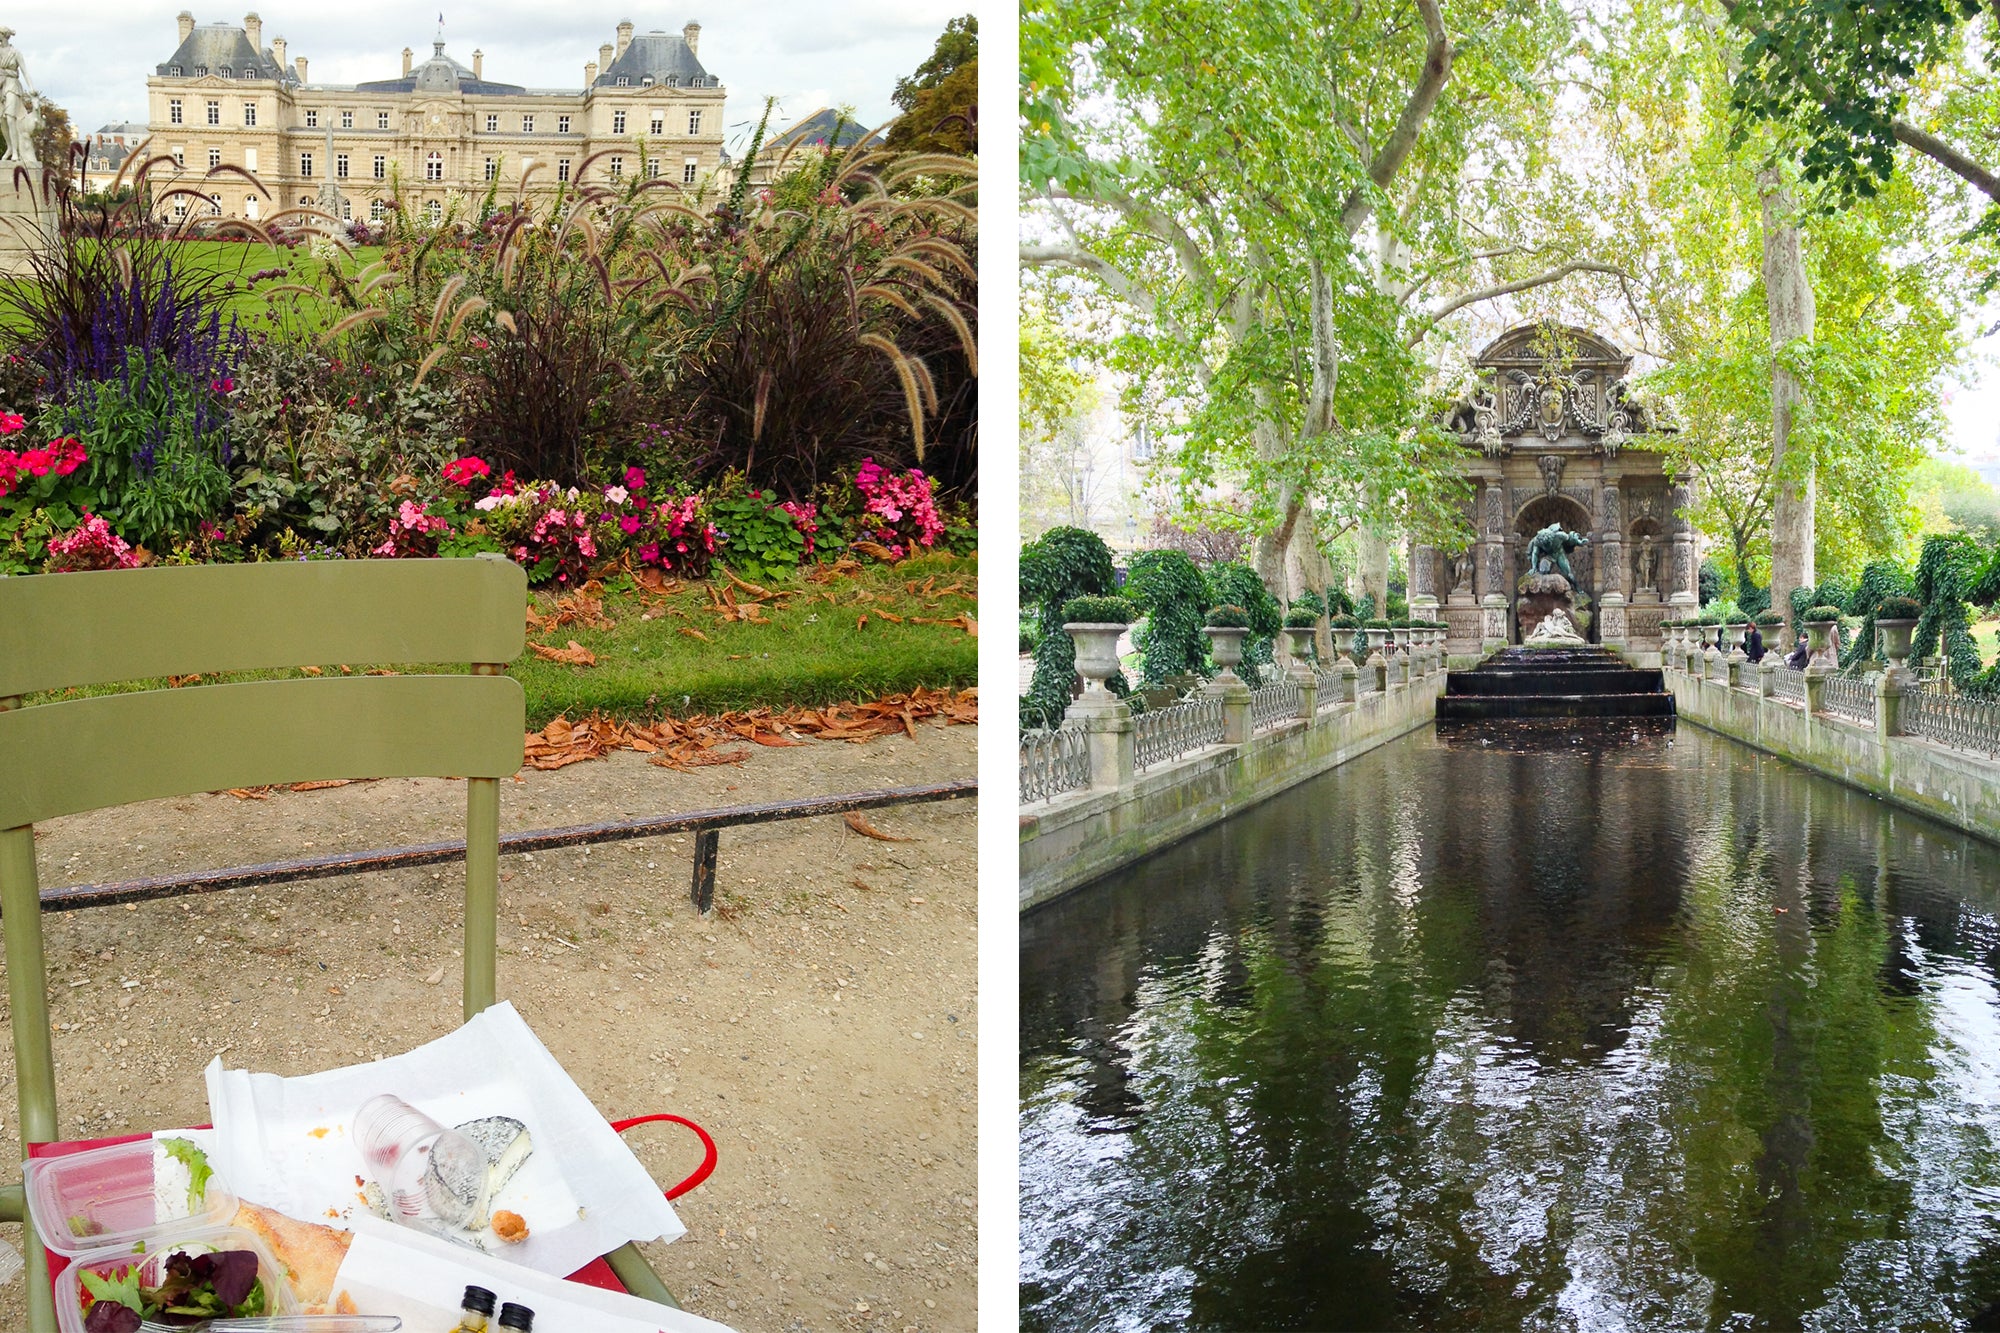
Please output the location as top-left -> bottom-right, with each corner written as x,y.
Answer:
710,481 -> 811,582
1062,594 -> 1136,623
1364,617 -> 1391,629
1020,525 -> 1119,727
1876,595 -> 1920,620
1205,604 -> 1250,628
1754,610 -> 1786,627
1289,590 -> 1324,619
1284,607 -> 1319,628
1804,605 -> 1844,622
1206,560 -> 1282,686
1327,613 -> 1358,629
1126,549 -> 1210,686
58,350 -> 233,550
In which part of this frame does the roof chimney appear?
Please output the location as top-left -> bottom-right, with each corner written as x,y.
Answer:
615,20 -> 634,59
598,41 -> 613,71
585,60 -> 597,84
401,46 -> 413,76
472,48 -> 483,79
243,12 -> 261,51
271,34 -> 286,69
294,55 -> 307,82
177,10 -> 195,41
682,22 -> 700,56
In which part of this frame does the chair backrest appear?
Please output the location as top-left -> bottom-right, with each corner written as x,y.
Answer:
0,557 -> 526,1173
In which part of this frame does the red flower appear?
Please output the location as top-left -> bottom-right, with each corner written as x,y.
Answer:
624,466 -> 646,492
0,411 -> 24,435
211,377 -> 236,394
443,456 -> 492,487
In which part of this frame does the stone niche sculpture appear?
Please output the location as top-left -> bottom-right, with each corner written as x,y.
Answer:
1518,522 -> 1591,642
0,26 -> 55,278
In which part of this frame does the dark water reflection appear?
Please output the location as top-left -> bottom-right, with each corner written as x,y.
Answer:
1020,724 -> 2000,1332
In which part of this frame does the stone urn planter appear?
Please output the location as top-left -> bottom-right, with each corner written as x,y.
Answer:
1063,622 -> 1130,702
1282,626 -> 1317,677
1364,626 -> 1389,660
1723,622 -> 1748,659
1803,619 -> 1839,669
1876,618 -> 1918,681
1203,626 -> 1250,684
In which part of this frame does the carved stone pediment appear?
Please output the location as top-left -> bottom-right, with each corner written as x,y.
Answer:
1441,324 -> 1673,456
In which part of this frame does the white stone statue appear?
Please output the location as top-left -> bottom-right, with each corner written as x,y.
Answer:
0,28 -> 40,167
1525,607 -> 1586,646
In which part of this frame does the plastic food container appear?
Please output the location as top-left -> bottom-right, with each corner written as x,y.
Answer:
53,1224 -> 298,1333
25,1138 -> 238,1258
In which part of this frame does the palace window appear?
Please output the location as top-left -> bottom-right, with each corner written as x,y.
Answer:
169,65 -> 182,76
168,98 -> 183,125
425,151 -> 443,181
688,110 -> 701,135
483,156 -> 496,181
557,114 -> 570,133
615,76 -> 629,86
299,152 -> 313,177
646,158 -> 660,179
209,193 -> 221,215
341,198 -> 351,219
556,158 -> 570,181
335,152 -> 348,178
205,100 -> 220,125
650,114 -> 663,136
377,110 -> 390,129
207,147 -> 220,169
341,110 -> 352,128
305,109 -> 318,128
172,200 -> 187,220
219,67 -> 234,78
244,147 -> 257,170
194,65 -> 208,76
373,154 -> 386,179
242,103 -> 257,126
485,113 -> 498,132
521,114 -> 534,133
370,199 -> 385,220
172,146 -> 184,167
608,155 -> 623,178
244,195 -> 258,218
612,110 -> 626,133
682,160 -> 697,184
299,194 -> 311,206
641,75 -> 653,87
426,200 -> 442,224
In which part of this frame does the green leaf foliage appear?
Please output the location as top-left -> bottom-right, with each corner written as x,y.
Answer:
1912,533 -> 1985,689
1021,525 -> 1119,727
1205,561 -> 1282,686
1125,549 -> 1210,687
1838,559 -> 1917,670
1062,594 -> 1136,623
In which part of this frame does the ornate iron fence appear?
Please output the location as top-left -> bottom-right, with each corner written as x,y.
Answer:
1019,725 -> 1091,804
1820,673 -> 1875,726
1771,666 -> 1806,705
1134,695 -> 1226,771
1315,666 -> 1344,708
1252,679 -> 1302,730
1906,689 -> 2000,757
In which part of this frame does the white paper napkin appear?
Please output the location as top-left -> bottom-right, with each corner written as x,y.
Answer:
205,1001 -> 684,1278
332,1215 -> 737,1333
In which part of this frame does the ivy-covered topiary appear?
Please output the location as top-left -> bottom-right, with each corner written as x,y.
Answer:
1804,605 -> 1844,622
1126,549 -> 1211,687
1062,594 -> 1137,624
1289,590 -> 1324,619
1837,558 -> 1917,670
1913,533 -> 1985,690
1206,561 -> 1283,687
1875,595 -> 1920,621
1284,607 -> 1319,629
1020,526 -> 1118,729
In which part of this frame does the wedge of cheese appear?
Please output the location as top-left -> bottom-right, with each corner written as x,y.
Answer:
449,1115 -> 532,1231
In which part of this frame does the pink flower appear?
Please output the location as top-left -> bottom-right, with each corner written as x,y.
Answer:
638,542 -> 660,564
211,377 -> 235,394
624,466 -> 647,492
0,411 -> 24,435
443,456 -> 492,487
619,514 -> 642,535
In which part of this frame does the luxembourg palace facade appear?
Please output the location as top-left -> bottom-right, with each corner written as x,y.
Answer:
145,11 -> 727,224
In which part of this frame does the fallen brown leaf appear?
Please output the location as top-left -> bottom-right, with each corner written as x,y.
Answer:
844,812 -> 915,842
680,626 -> 711,642
528,639 -> 597,667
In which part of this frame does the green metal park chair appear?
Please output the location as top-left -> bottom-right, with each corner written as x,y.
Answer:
0,556 -> 682,1330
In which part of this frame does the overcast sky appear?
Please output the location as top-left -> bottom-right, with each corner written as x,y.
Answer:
19,1 -> 965,152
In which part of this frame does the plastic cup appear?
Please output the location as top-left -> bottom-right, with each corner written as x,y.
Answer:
352,1094 -> 489,1229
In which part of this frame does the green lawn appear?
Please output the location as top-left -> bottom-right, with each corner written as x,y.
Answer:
24,555 -> 978,730
168,238 -> 384,329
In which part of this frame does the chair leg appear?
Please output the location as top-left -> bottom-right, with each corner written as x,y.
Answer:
2,825 -> 59,1333
604,1241 -> 681,1309
464,777 -> 499,1020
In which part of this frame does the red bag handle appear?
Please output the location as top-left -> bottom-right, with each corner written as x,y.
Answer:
611,1113 -> 717,1200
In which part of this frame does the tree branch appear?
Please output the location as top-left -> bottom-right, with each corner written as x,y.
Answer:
1410,260 -> 1632,343
1019,242 -> 1158,320
1338,0 -> 1454,236
1892,120 -> 2000,202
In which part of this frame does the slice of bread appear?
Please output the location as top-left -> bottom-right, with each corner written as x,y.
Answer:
229,1199 -> 353,1308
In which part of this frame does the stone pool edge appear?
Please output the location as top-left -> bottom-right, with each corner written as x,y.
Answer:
1019,676 -> 1447,912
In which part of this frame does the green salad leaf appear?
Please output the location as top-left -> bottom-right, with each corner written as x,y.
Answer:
160,1137 -> 213,1213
